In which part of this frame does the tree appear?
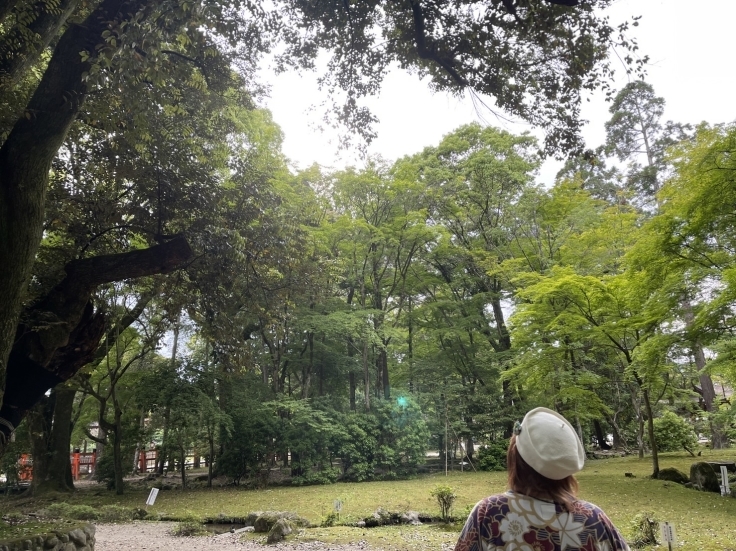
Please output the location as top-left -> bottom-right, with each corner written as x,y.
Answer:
0,0 -> 640,441
604,80 -> 691,206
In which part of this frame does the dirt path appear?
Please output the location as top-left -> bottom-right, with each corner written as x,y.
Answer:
95,522 -> 372,551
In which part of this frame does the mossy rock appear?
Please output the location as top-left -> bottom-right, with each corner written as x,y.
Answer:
254,511 -> 309,533
658,467 -> 689,485
266,518 -> 293,544
690,462 -> 720,493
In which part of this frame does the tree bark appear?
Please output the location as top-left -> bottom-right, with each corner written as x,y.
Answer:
0,0 -> 81,91
0,0 -> 148,412
37,386 -> 76,493
28,397 -> 54,494
0,238 -> 192,454
642,388 -> 659,478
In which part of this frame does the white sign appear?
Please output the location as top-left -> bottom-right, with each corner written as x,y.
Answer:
146,488 -> 159,506
660,522 -> 676,545
333,499 -> 343,512
720,466 -> 731,496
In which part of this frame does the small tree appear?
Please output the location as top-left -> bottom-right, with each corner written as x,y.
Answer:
430,485 -> 456,522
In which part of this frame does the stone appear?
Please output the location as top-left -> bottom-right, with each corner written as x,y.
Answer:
254,512 -> 281,533
67,530 -> 87,547
690,462 -> 720,492
43,537 -> 58,549
266,519 -> 292,544
400,511 -> 422,525
59,536 -> 69,544
658,467 -> 689,485
245,512 -> 262,526
61,543 -> 75,551
356,520 -> 366,528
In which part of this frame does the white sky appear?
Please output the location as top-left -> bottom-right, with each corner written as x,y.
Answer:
259,0 -> 736,183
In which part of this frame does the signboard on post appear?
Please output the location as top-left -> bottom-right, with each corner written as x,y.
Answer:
333,499 -> 343,513
660,522 -> 676,551
146,488 -> 159,507
720,465 -> 731,496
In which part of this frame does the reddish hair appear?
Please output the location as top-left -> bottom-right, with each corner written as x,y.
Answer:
507,435 -> 579,511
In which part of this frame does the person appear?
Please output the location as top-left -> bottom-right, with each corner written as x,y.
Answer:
454,407 -> 630,551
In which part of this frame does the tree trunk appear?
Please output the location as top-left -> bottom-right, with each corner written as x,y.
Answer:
683,297 -> 727,448
0,239 -> 192,454
180,447 -> 186,489
207,434 -> 214,488
349,371 -> 356,411
593,419 -> 612,450
642,388 -> 659,478
39,386 -> 76,492
0,0 -> 149,414
112,410 -> 124,495
362,339 -> 370,411
378,347 -> 390,400
28,398 -> 54,494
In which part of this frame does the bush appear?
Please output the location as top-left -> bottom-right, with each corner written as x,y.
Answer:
93,452 -> 117,490
320,511 -> 340,527
171,519 -> 207,537
43,503 -> 99,520
98,505 -> 146,522
628,512 -> 659,548
651,411 -> 697,453
291,467 -> 340,486
430,484 -> 456,522
477,439 -> 509,471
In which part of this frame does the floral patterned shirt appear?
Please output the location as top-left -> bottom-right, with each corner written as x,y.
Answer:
454,491 -> 630,551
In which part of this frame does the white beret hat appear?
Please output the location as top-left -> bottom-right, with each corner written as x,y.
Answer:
515,407 -> 585,480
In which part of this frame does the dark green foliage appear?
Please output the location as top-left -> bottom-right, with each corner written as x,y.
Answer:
93,452 -> 116,490
477,439 -> 509,472
215,374 -> 274,485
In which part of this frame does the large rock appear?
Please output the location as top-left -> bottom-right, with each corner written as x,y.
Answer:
658,467 -> 689,485
254,511 -> 310,533
266,519 -> 292,544
254,512 -> 282,533
690,462 -> 720,492
400,511 -> 422,525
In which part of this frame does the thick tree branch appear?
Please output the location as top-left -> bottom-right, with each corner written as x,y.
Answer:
0,238 -> 192,450
407,0 -> 467,87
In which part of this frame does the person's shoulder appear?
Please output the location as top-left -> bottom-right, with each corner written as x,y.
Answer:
472,493 -> 511,514
572,499 -> 616,522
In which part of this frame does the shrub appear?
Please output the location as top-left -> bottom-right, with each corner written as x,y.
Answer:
477,439 -> 509,472
651,411 -> 697,453
171,519 -> 207,537
291,467 -> 340,486
93,452 -> 117,490
98,505 -> 142,522
43,503 -> 98,520
320,511 -> 340,527
430,484 -> 456,522
628,512 -> 659,548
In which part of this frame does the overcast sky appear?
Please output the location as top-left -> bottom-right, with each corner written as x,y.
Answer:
259,0 -> 736,183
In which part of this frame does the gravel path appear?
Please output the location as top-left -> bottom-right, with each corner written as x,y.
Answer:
95,522 -> 372,551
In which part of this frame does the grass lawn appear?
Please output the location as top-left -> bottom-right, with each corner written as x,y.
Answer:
2,449 -> 736,550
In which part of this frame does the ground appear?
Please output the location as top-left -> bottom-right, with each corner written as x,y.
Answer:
96,522 -> 374,551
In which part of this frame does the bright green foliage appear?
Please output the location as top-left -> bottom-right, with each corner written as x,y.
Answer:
429,484 -> 456,522
650,411 -> 697,453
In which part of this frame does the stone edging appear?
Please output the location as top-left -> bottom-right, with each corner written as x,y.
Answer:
0,524 -> 95,551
